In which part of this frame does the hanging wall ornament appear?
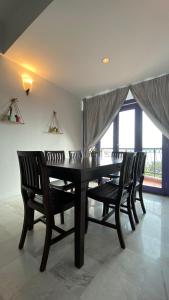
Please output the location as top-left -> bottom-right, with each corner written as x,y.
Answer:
0,98 -> 24,124
48,111 -> 63,134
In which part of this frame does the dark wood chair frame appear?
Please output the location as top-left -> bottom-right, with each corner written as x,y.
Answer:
45,150 -> 65,161
98,151 -> 125,187
109,151 -> 125,179
45,150 -> 74,224
102,151 -> 146,226
131,152 -> 146,224
111,151 -> 125,159
69,150 -> 82,160
101,151 -> 126,215
86,153 -> 136,249
17,151 -> 75,272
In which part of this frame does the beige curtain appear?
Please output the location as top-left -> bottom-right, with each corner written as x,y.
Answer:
83,87 -> 129,156
131,74 -> 169,139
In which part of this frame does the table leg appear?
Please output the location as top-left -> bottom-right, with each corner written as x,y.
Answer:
74,181 -> 88,268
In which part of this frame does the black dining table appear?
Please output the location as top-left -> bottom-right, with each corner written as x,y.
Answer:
47,156 -> 122,268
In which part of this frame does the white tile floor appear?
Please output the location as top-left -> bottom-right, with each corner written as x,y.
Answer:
0,193 -> 169,300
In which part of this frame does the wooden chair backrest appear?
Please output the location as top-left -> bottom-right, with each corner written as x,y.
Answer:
69,150 -> 82,160
45,151 -> 65,162
119,152 -> 136,188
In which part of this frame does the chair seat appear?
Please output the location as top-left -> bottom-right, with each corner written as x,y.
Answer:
28,188 -> 74,214
50,179 -> 74,191
87,182 -> 129,205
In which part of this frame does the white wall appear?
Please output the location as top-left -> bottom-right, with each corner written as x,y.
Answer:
0,55 -> 82,200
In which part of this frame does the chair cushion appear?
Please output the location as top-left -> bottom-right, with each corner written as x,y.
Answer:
28,188 -> 74,214
87,182 -> 128,205
50,179 -> 74,191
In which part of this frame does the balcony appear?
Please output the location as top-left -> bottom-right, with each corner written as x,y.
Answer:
143,148 -> 162,188
100,147 -> 162,188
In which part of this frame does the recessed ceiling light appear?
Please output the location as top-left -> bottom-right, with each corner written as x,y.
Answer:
102,57 -> 110,64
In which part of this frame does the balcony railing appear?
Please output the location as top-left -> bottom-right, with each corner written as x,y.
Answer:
143,148 -> 162,179
100,147 -> 162,179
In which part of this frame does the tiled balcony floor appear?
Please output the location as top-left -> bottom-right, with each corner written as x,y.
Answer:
144,176 -> 162,188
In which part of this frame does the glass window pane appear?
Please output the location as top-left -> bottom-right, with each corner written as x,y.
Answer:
142,112 -> 162,188
100,123 -> 113,148
126,90 -> 133,101
119,109 -> 135,151
142,112 -> 162,148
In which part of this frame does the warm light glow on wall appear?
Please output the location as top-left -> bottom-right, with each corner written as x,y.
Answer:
22,74 -> 33,95
21,63 -> 36,73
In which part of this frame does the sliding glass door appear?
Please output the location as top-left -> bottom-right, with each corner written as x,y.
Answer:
142,112 -> 162,190
119,109 -> 135,152
99,97 -> 169,195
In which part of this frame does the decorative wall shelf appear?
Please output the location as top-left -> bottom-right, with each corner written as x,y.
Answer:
47,111 -> 63,134
0,98 -> 24,125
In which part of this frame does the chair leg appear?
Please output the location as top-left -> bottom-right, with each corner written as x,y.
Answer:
60,212 -> 64,224
127,196 -> 135,231
40,217 -> 54,272
19,206 -> 29,249
27,207 -> 34,231
102,203 -> 109,217
115,205 -> 125,249
85,197 -> 89,234
139,186 -> 146,214
131,189 -> 139,224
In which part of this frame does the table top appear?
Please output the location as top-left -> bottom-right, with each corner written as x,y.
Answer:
47,157 -> 122,170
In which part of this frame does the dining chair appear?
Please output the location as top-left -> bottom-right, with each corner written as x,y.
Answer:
101,151 -> 125,215
44,150 -> 74,191
108,151 -> 125,179
45,151 -> 74,224
69,150 -> 82,160
86,152 -> 136,249
17,151 -> 75,272
131,152 -> 146,224
100,151 -> 125,187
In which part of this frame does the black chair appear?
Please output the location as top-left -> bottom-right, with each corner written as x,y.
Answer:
109,151 -> 125,179
86,152 -> 136,249
131,152 -> 146,224
45,150 -> 65,161
101,151 -> 125,215
44,151 -> 74,191
45,151 -> 75,224
100,151 -> 125,187
69,150 -> 82,160
17,151 -> 75,272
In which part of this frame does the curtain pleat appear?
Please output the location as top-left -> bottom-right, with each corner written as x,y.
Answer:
131,74 -> 169,139
83,87 -> 129,156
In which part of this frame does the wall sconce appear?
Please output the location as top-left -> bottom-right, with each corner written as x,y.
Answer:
22,74 -> 33,95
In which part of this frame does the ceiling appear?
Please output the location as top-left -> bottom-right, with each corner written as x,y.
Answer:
0,0 -> 53,52
5,0 -> 169,98
0,0 -> 21,22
